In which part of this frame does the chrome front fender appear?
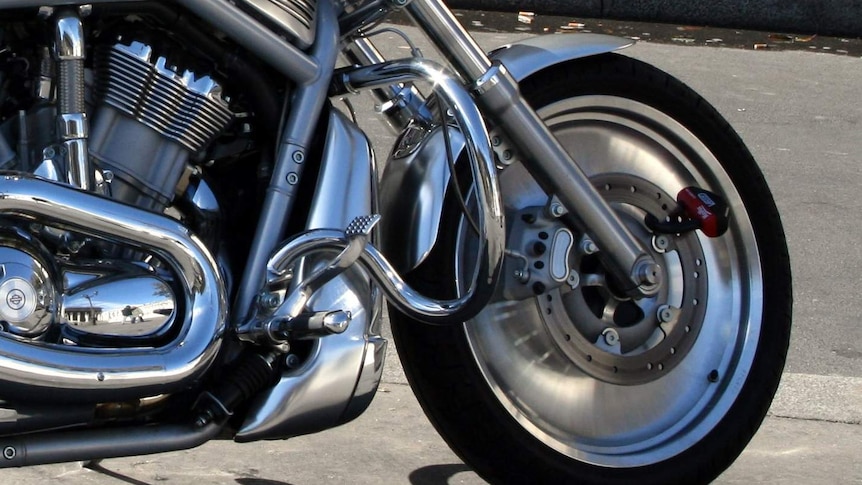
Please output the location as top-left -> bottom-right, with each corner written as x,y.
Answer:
379,34 -> 632,272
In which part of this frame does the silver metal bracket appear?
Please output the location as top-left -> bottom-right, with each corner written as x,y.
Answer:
238,216 -> 379,345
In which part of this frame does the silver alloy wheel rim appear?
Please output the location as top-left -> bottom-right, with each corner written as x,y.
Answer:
463,95 -> 763,467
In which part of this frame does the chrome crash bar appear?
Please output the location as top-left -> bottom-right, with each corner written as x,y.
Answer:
326,59 -> 503,323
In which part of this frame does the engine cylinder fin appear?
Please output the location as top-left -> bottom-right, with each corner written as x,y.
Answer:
94,40 -> 233,153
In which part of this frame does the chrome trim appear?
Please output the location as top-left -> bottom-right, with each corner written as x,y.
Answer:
265,225 -> 502,322
58,113 -> 87,140
63,271 -> 176,336
54,11 -> 85,60
0,176 -> 226,401
343,37 -> 434,132
473,60 -> 505,95
0,240 -> 57,337
238,110 -> 383,440
54,10 -> 92,191
333,58 -> 504,318
405,0 -> 492,81
488,33 -> 634,82
63,138 -> 90,189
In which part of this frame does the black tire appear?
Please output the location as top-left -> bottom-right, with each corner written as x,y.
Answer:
389,53 -> 791,485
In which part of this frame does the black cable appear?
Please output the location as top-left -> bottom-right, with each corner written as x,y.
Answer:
439,98 -> 481,237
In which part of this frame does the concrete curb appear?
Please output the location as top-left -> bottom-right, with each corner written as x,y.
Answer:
446,1 -> 862,37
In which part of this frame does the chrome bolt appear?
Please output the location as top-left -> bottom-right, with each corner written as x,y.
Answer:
491,136 -> 501,147
513,269 -> 529,283
550,203 -> 566,218
503,150 -> 513,161
79,4 -> 93,17
657,305 -> 676,324
602,328 -> 620,346
3,446 -> 15,460
286,172 -> 299,185
652,234 -> 671,253
38,6 -> 54,18
292,151 -> 305,164
567,271 -> 580,289
260,293 -> 281,309
579,238 -> 598,255
42,147 -> 56,159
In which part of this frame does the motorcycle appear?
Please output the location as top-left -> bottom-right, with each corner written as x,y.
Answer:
0,0 -> 791,483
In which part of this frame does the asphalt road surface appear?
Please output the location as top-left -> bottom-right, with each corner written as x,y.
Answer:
4,18 -> 861,485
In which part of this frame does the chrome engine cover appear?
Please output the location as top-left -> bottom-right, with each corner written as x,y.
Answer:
0,175 -> 226,403
62,260 -> 176,342
0,234 -> 58,337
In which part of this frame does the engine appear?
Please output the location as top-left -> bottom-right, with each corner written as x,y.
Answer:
0,9 -> 255,352
90,37 -> 234,211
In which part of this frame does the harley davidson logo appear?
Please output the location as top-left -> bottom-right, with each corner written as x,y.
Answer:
6,289 -> 25,311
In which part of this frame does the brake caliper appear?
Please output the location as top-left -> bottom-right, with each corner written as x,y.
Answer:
645,187 -> 730,237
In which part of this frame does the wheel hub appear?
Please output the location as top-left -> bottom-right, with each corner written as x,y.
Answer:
540,174 -> 708,385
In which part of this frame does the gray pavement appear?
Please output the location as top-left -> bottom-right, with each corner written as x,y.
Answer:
4,23 -> 862,485
1,370 -> 859,484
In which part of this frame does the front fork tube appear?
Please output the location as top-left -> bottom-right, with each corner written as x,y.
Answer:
405,0 -> 660,296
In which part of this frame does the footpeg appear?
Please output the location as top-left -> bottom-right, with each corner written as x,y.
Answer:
275,310 -> 351,339
275,214 -> 379,318
238,216 -> 378,345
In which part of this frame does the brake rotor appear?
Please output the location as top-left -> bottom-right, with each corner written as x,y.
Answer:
540,174 -> 708,385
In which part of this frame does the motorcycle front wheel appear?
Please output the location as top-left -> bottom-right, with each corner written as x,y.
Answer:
390,53 -> 791,484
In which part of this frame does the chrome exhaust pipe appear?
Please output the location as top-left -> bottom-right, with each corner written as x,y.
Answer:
0,175 -> 227,402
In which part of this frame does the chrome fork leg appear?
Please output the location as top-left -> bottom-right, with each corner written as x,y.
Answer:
405,0 -> 659,296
